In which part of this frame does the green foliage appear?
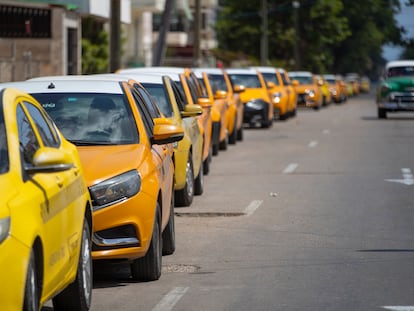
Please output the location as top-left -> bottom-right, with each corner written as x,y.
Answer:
81,17 -> 109,74
216,0 -> 404,76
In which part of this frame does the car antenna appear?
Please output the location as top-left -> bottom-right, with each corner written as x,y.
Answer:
48,82 -> 55,89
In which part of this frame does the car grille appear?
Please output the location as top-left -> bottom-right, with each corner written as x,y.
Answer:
93,224 -> 140,250
297,93 -> 307,104
390,92 -> 414,103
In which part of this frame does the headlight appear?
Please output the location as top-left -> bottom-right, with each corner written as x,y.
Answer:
305,89 -> 315,97
90,170 -> 141,210
381,84 -> 391,95
0,217 -> 10,243
273,92 -> 282,103
245,101 -> 264,110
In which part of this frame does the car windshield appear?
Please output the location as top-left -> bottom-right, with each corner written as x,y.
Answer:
31,93 -> 139,145
143,84 -> 173,117
387,66 -> 414,78
228,74 -> 262,88
209,74 -> 228,93
0,107 -> 9,174
261,73 -> 279,85
290,75 -> 313,84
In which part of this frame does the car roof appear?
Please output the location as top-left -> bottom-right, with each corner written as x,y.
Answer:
386,60 -> 414,69
0,78 -> 124,94
118,67 -> 186,75
226,68 -> 259,75
288,71 -> 312,77
251,66 -> 276,73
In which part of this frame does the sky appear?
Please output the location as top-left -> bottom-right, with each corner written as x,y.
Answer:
382,3 -> 414,61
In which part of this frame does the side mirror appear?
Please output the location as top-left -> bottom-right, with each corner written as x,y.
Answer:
197,97 -> 212,108
291,80 -> 300,87
152,118 -> 184,145
181,104 -> 203,118
267,81 -> 276,88
233,85 -> 246,93
214,90 -> 227,100
26,147 -> 74,174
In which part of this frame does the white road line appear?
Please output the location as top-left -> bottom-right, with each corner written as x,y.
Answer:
322,129 -> 330,134
383,307 -> 414,311
283,163 -> 298,174
152,287 -> 189,311
244,200 -> 263,216
308,140 -> 318,148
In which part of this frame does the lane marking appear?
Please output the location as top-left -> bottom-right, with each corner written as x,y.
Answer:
244,200 -> 263,216
385,168 -> 414,186
152,287 -> 189,311
283,163 -> 298,174
322,129 -> 330,134
308,140 -> 318,148
383,307 -> 414,310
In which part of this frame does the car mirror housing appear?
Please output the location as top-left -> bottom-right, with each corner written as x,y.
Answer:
233,85 -> 246,93
26,147 -> 74,174
152,123 -> 184,145
214,90 -> 227,100
197,97 -> 212,108
181,104 -> 203,118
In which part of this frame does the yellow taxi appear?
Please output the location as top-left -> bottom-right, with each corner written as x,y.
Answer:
117,67 -> 213,176
194,67 -> 244,143
226,68 -> 273,128
288,71 -> 323,110
119,72 -> 204,207
323,74 -> 347,103
0,87 -> 93,310
6,76 -> 184,282
193,69 -> 229,155
253,66 -> 290,120
277,67 -> 298,117
315,75 -> 332,106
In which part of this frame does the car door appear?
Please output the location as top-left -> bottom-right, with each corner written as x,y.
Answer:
14,99 -> 78,295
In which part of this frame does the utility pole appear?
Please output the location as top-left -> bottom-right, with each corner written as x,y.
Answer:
153,0 -> 175,66
193,0 -> 201,67
293,0 -> 300,70
260,0 -> 268,66
110,0 -> 121,72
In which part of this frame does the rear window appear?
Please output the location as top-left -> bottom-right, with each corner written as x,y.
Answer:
31,93 -> 139,145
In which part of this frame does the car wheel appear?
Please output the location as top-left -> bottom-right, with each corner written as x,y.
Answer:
203,144 -> 211,176
279,113 -> 288,121
378,108 -> 387,119
53,220 -> 92,311
219,134 -> 228,150
194,163 -> 204,196
23,249 -> 40,311
228,115 -> 237,145
237,125 -> 243,141
175,154 -> 194,207
162,193 -> 176,256
131,205 -> 162,281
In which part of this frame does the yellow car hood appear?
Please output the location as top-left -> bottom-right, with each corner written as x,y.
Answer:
240,88 -> 267,103
77,145 -> 148,186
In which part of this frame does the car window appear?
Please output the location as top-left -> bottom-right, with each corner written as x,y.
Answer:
32,92 -> 138,145
290,75 -> 313,84
279,71 -> 289,85
261,73 -> 279,86
24,101 -> 60,148
130,87 -> 154,139
134,85 -> 162,118
209,74 -> 228,93
141,83 -> 173,117
17,104 -> 40,166
228,74 -> 262,88
170,80 -> 186,111
0,105 -> 9,174
387,66 -> 414,77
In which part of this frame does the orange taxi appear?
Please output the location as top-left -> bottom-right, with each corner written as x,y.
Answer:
288,71 -> 323,110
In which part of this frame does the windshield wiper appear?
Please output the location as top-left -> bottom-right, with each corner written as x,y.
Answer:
68,140 -> 114,146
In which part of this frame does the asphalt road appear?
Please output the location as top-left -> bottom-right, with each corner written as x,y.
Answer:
45,92 -> 414,311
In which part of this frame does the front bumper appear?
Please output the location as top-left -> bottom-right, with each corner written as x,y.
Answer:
378,92 -> 414,111
243,100 -> 269,124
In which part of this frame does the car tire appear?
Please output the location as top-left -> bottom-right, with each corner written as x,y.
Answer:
203,144 -> 212,176
23,249 -> 40,311
378,108 -> 387,119
279,113 -> 288,121
162,192 -> 176,256
228,115 -> 237,145
219,134 -> 228,150
131,206 -> 162,281
194,163 -> 204,196
237,125 -> 243,141
175,154 -> 194,207
53,220 -> 92,311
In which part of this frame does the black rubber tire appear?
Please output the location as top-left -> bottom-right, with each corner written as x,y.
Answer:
23,250 -> 40,311
53,220 -> 93,311
237,126 -> 243,141
162,192 -> 176,256
194,163 -> 204,196
378,108 -> 387,119
131,206 -> 162,281
219,134 -> 228,150
279,113 -> 288,121
175,154 -> 194,207
228,116 -> 237,145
